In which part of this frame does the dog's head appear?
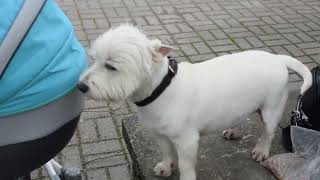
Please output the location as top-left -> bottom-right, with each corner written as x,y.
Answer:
79,24 -> 173,102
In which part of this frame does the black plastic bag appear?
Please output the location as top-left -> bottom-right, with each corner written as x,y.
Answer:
282,66 -> 320,151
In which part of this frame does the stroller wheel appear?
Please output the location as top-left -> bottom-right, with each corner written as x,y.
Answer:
16,174 -> 31,180
60,167 -> 82,180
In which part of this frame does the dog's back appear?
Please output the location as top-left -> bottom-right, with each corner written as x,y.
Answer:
161,51 -> 309,132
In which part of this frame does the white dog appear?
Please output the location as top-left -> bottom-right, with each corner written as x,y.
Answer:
79,24 -> 312,180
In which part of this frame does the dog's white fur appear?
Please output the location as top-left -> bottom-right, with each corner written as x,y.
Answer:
80,24 -> 312,180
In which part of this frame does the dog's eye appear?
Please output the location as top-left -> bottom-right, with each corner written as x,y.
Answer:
104,63 -> 117,71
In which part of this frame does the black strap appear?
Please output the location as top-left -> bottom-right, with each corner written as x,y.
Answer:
0,0 -> 46,79
135,57 -> 178,107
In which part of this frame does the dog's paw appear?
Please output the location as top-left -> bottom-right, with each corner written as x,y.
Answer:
153,161 -> 174,177
251,146 -> 269,162
222,128 -> 241,140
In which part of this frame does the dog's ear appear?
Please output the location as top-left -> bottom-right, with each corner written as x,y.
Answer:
150,39 -> 175,58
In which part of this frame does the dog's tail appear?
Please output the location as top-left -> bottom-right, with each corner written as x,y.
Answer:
280,55 -> 312,95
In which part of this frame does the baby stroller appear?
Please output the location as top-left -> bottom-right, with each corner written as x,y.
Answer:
0,0 -> 87,179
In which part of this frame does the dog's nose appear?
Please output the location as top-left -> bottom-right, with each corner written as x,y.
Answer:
77,82 -> 89,93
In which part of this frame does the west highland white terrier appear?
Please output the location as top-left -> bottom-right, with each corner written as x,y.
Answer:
78,24 -> 312,180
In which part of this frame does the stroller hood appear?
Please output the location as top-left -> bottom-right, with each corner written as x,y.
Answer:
0,0 -> 88,117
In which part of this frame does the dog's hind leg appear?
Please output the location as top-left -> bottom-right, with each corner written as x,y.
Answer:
153,134 -> 177,177
252,91 -> 288,161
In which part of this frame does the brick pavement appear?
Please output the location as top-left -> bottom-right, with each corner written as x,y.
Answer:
32,0 -> 320,179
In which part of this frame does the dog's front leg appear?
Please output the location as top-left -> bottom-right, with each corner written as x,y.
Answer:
172,131 -> 199,180
153,134 -> 177,177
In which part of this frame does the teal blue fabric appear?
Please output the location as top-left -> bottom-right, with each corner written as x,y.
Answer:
0,0 -> 88,117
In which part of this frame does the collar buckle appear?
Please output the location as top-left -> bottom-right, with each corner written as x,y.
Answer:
168,64 -> 176,75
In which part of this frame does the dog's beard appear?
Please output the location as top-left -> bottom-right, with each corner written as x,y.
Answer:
85,68 -> 144,102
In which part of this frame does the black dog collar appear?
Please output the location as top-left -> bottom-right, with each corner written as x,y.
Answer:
135,56 -> 178,107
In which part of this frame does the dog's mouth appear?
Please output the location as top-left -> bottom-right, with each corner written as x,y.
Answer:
78,81 -> 118,102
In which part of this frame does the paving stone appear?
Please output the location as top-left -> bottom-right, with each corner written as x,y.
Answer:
297,56 -> 314,63
198,31 -> 216,40
116,7 -> 130,17
246,36 -> 265,48
189,54 -> 217,63
175,37 -> 202,44
190,23 -> 218,31
284,44 -> 305,56
109,165 -> 131,180
175,56 -> 190,63
226,19 -> 242,27
305,21 -> 320,30
295,32 -> 314,42
260,25 -> 278,34
81,110 -> 111,120
95,18 -> 109,29
271,15 -> 288,23
283,33 -> 303,43
211,44 -> 239,52
261,16 -> 277,25
67,133 -> 78,146
85,153 -> 127,168
110,101 -> 129,111
82,140 -> 122,155
193,12 -> 209,21
234,38 -> 252,49
84,100 -> 108,109
193,42 -> 212,54
113,107 -> 131,116
60,146 -> 83,169
179,44 -> 199,55
295,22 -> 312,32
242,21 -> 266,26
303,48 -> 320,55
213,19 -> 231,29
277,27 -> 301,33
165,24 -> 180,34
158,15 -> 182,24
103,8 -> 118,18
87,168 -> 109,180
297,42 -> 320,49
177,23 -> 194,32
210,29 -> 228,39
115,114 -> 136,127
207,39 -> 233,46
228,32 -> 254,38
82,19 -> 97,30
270,46 -> 291,55
259,34 -> 283,41
264,39 -> 291,46
247,26 -> 265,35
79,119 -> 98,142
145,16 -> 160,25
80,13 -> 105,19
289,73 -> 302,82
223,27 -> 248,33
182,14 -> 196,22
97,117 -> 118,139
133,17 -> 148,26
